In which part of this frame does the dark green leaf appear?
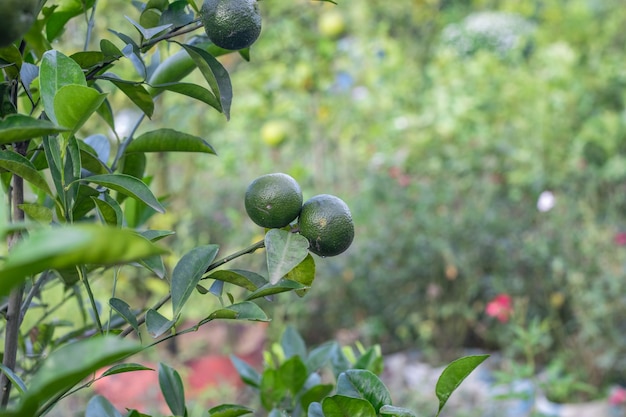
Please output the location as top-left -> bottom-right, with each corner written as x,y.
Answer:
109,298 -> 139,335
278,356 -> 308,395
102,363 -> 154,377
125,128 -> 216,154
158,363 -> 186,417
207,404 -> 254,417
435,355 -> 489,417
380,405 -> 418,417
137,254 -> 167,279
171,245 -> 219,316
86,395 -> 123,417
336,370 -> 391,413
125,16 -> 172,40
245,279 -> 307,301
70,51 -> 106,69
230,355 -> 261,388
281,325 -> 307,359
208,269 -> 267,291
0,114 -> 69,144
100,74 -> 154,118
92,197 -> 119,226
161,1 -> 195,27
139,229 -> 175,241
0,364 -> 27,394
204,301 -> 269,323
0,150 -> 52,195
40,50 -> 87,124
96,99 -> 116,130
150,82 -> 221,111
322,395 -> 377,417
145,309 -> 175,338
83,173 -> 165,213
100,39 -> 123,59
265,229 -> 310,285
301,384 -> 334,413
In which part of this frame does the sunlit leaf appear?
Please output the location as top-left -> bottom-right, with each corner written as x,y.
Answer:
54,84 -> 107,137
0,114 -> 69,144
40,50 -> 87,124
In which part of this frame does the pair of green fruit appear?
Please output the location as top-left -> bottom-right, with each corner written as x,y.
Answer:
245,173 -> 355,257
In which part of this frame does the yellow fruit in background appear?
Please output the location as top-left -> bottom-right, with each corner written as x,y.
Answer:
298,194 -> 354,257
261,120 -> 289,147
318,10 -> 346,39
245,173 -> 303,229
200,0 -> 262,50
0,0 -> 38,48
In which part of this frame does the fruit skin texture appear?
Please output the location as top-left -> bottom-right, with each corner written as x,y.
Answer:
245,173 -> 303,229
298,194 -> 354,257
200,0 -> 262,51
0,0 -> 38,48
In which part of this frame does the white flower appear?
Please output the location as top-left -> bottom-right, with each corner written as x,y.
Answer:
537,191 -> 556,212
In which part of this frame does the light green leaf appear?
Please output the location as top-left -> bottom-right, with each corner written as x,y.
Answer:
265,229 -> 310,285
82,173 -> 165,213
207,404 -> 254,417
158,363 -> 186,417
171,245 -> 219,316
19,204 -> 53,224
0,225 -> 166,296
0,114 -> 69,144
86,395 -> 123,417
435,355 -> 489,417
92,197 -> 120,226
125,128 -> 216,154
54,84 -> 107,137
278,356 -> 308,395
380,405 -> 418,417
322,395 -> 377,417
40,50 -> 87,124
336,370 -> 391,413
285,253 -> 316,297
0,150 -> 52,196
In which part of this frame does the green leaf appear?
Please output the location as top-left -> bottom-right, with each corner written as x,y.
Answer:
125,16 -> 172,40
109,298 -> 140,336
208,269 -> 267,291
54,84 -> 108,137
301,384 -> 334,413
0,114 -> 69,144
230,355 -> 261,388
137,254 -> 167,279
40,50 -> 87,124
354,346 -> 383,376
278,356 -> 308,395
179,42 -> 232,119
245,279 -> 307,301
281,325 -> 307,359
171,245 -> 219,316
285,253 -> 315,297
0,150 -> 52,196
0,185 -> 6,242
265,229 -> 310,285
204,301 -> 269,323
70,51 -> 106,69
150,82 -> 221,111
80,147 -> 111,175
435,355 -> 489,417
308,402 -> 325,417
306,341 -> 336,374
86,395 -> 123,417
46,0 -> 96,41
380,405 -> 418,417
336,370 -> 391,413
20,336 -> 140,412
158,363 -> 186,417
322,395 -> 377,417
0,364 -> 27,394
260,369 -> 286,411
100,74 -> 154,118
19,204 -> 53,224
145,309 -> 175,338
92,197 -> 121,226
125,128 -> 216,154
83,173 -> 165,213
207,404 -> 254,417
140,229 -> 175,241
101,363 -> 154,377
0,225 -> 166,296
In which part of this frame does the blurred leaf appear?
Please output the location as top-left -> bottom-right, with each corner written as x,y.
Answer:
230,355 -> 261,388
46,0 -> 96,41
86,395 -> 123,417
380,405 -> 418,417
99,74 -> 154,118
0,150 -> 52,195
306,341 -> 336,374
281,325 -> 307,359
260,369 -> 286,411
137,254 -> 166,279
245,279 -> 307,301
171,244 -> 219,316
0,364 -> 27,395
308,402 -> 325,417
435,355 -> 489,417
109,298 -> 139,336
40,50 -> 87,124
158,363 -> 186,417
54,84 -> 107,137
102,363 -> 154,377
330,344 -> 351,379
83,174 -> 165,213
126,128 -> 216,154
19,63 -> 38,103
0,114 -> 69,144
265,229 -> 310,285
322,395 -> 377,417
180,42 -> 232,119
278,356 -> 307,395
92,197 -> 119,226
354,346 -> 383,376
208,269 -> 267,291
146,309 -> 175,338
207,404 -> 253,417
19,204 -> 53,224
139,229 -> 175,241
336,369 -> 391,413
285,254 -> 315,297
301,384 -> 334,413
0,225 -> 166,296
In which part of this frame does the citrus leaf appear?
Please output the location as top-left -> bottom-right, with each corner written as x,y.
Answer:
21,336 -> 140,412
19,204 -> 53,224
92,197 -> 120,226
100,74 -> 154,118
265,229 -> 310,285
0,114 -> 69,144
54,84 -> 107,137
125,16 -> 172,40
208,404 -> 254,417
125,128 -> 216,154
137,254 -> 166,279
336,369 -> 391,413
40,50 -> 87,124
306,341 -> 336,374
180,42 -> 232,119
278,356 -> 307,395
281,325 -> 307,359
208,269 -> 267,291
0,225 -> 166,296
0,364 -> 27,394
46,0 -> 96,41
139,229 -> 175,241
158,363 -> 186,417
171,244 -> 219,316
380,405 -> 418,417
245,279 -> 307,301
82,173 -> 165,213
322,395 -> 377,417
145,309 -> 175,338
150,82 -> 221,111
0,150 -> 52,195
101,363 -> 154,377
85,395 -> 123,417
301,384 -> 334,412
109,297 -> 139,336
203,301 -> 269,323
435,355 -> 489,417
285,253 -> 315,297
230,355 -> 261,388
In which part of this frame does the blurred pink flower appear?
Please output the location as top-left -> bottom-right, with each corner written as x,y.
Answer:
614,232 -> 626,246
609,386 -> 626,405
486,294 -> 513,323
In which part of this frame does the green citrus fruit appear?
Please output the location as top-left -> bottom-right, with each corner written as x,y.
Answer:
0,0 -> 38,48
298,194 -> 354,257
245,173 -> 303,228
318,10 -> 346,39
261,120 -> 289,147
200,0 -> 262,51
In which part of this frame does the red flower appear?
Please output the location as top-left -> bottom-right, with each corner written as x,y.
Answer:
486,294 -> 513,323
614,232 -> 626,246
609,386 -> 626,405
